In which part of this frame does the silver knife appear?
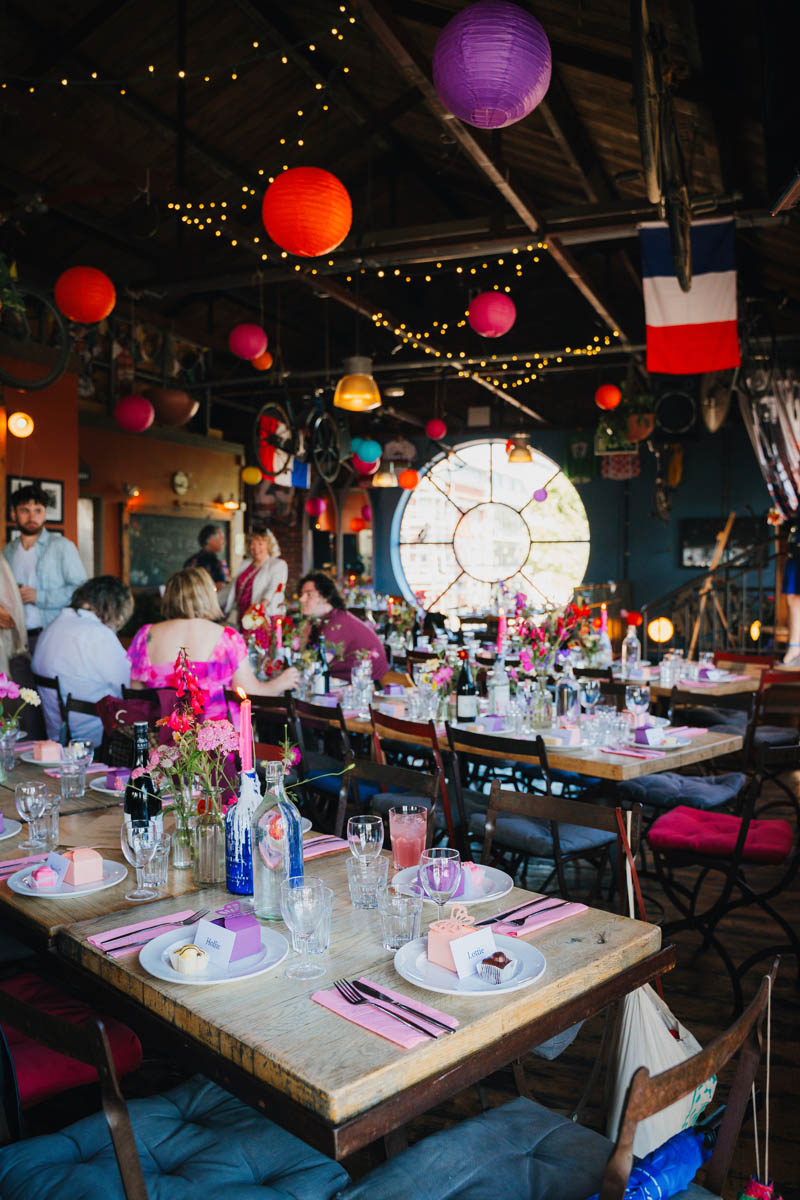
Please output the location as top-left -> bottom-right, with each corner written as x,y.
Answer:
474,895 -> 558,927
351,981 -> 456,1033
350,994 -> 445,1038
102,923 -> 188,952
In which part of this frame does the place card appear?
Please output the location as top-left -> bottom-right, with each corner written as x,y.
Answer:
194,917 -> 238,966
450,927 -> 497,980
44,851 -> 71,887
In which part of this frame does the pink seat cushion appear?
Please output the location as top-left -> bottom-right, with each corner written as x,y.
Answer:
0,972 -> 142,1108
648,805 -> 793,865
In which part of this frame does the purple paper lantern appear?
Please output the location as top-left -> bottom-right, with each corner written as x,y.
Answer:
433,1 -> 552,130
533,487 -> 548,502
468,291 -> 517,338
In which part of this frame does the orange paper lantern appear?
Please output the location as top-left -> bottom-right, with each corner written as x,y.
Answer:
349,517 -> 366,533
250,351 -> 273,371
398,469 -> 419,490
262,167 -> 352,257
54,266 -> 116,323
595,384 -> 622,411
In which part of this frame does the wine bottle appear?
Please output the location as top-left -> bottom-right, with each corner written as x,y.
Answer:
455,649 -> 479,721
318,635 -> 331,692
123,721 -> 162,834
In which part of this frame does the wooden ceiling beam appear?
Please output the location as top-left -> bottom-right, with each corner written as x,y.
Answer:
19,0 -> 137,79
349,0 -> 635,347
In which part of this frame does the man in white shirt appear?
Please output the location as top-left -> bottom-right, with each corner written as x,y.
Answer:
32,576 -> 133,746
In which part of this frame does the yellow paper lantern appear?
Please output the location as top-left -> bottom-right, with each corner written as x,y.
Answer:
241,466 -> 263,485
647,616 -> 674,643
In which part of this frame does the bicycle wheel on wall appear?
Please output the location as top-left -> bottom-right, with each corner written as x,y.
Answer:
0,285 -> 70,391
631,0 -> 661,206
252,400 -> 296,479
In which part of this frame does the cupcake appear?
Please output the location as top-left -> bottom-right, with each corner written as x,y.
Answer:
170,944 -> 208,975
478,950 -> 515,985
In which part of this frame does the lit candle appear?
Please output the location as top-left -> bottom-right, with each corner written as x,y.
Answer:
236,686 -> 253,773
497,606 -> 507,653
600,602 -> 608,632
274,616 -> 283,653
387,597 -> 394,618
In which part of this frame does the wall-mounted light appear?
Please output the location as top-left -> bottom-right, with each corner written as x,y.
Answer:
8,412 -> 34,438
122,482 -> 141,498
217,494 -> 241,510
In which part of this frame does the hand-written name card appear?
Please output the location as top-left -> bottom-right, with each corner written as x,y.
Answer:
450,928 -> 497,980
193,917 -> 238,966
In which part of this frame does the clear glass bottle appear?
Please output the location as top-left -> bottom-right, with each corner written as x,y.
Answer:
251,760 -> 305,919
555,661 -> 580,726
487,654 -> 510,716
621,624 -> 642,677
596,603 -> 613,667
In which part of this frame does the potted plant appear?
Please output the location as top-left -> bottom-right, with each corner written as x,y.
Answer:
622,383 -> 656,443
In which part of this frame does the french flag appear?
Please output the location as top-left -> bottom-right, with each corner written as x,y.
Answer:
639,217 -> 740,375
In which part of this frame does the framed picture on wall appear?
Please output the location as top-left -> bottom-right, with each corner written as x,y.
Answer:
6,476 -> 64,525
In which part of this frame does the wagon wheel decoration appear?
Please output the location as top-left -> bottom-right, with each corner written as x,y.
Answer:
309,411 -> 342,482
253,401 -> 296,479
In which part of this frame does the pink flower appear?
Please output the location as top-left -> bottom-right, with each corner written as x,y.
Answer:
131,766 -> 145,780
289,746 -> 302,767
0,674 -> 20,700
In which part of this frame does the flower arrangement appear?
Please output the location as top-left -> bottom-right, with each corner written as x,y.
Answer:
511,602 -> 588,671
0,675 -> 41,734
415,655 -> 454,692
387,601 -> 417,635
241,605 -> 294,680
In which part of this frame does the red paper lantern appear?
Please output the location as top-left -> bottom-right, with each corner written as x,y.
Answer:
505,438 -> 515,454
250,350 -> 273,371
352,454 -> 379,475
467,291 -> 516,337
595,384 -> 622,411
360,504 -> 371,522
425,418 -> 447,440
398,469 -> 419,490
114,394 -> 154,433
148,388 -> 199,427
305,497 -> 327,517
262,167 -> 352,258
349,517 -> 366,533
229,324 -> 267,360
54,266 -> 116,324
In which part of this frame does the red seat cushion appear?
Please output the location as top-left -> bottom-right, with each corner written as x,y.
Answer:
0,972 -> 142,1108
648,805 -> 793,865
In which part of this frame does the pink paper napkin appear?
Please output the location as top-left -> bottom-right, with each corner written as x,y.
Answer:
303,837 -> 349,860
312,976 -> 458,1048
667,726 -> 708,737
0,852 -> 48,876
43,763 -> 111,778
88,908 -> 197,949
493,900 -> 587,937
600,745 -> 665,760
14,741 -> 36,752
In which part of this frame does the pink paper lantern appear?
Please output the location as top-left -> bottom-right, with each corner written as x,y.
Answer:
426,418 -> 447,440
305,497 -> 327,517
114,394 -> 154,433
468,292 -> 517,337
352,454 -> 379,475
360,504 -> 371,522
229,323 -> 268,360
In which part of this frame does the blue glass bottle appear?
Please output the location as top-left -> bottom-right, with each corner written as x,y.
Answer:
225,770 -> 263,894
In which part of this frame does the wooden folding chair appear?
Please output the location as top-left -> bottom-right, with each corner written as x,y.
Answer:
293,698 -> 352,829
31,672 -> 66,726
333,751 -> 440,841
63,693 -> 101,743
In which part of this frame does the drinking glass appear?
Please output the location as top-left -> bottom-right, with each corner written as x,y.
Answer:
300,884 -> 334,956
14,781 -> 47,849
59,761 -> 86,800
405,690 -> 422,720
624,684 -> 651,725
388,805 -> 428,869
66,740 -> 93,766
346,856 -> 388,908
377,885 -> 423,951
347,814 -> 384,862
580,677 -> 602,715
119,821 -> 158,902
280,876 -> 326,979
142,834 -> 172,892
0,728 -> 18,775
31,795 -> 60,850
418,847 -> 461,914
341,684 -> 358,713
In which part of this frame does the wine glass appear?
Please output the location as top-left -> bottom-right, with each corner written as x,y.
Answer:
347,814 -> 384,862
580,677 -> 602,715
119,822 -> 158,902
418,847 -> 461,915
66,740 -> 93,766
280,876 -> 326,979
624,684 -> 651,729
14,781 -> 47,849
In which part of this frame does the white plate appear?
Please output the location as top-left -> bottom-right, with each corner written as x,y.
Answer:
0,819 -> 23,842
394,933 -> 546,996
391,863 -> 513,906
90,780 -> 127,798
7,859 -> 127,897
139,925 -> 289,985
627,735 -> 690,751
540,735 -> 586,751
20,751 -> 66,768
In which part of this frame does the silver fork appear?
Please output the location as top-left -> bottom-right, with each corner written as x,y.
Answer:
332,979 -> 441,1039
504,900 -> 568,925
102,909 -> 210,951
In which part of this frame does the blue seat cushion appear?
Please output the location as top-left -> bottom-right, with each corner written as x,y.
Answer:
304,752 -> 356,796
337,1095 -> 717,1200
618,771 -> 745,811
673,705 -> 748,729
753,725 -> 800,748
0,1076 -> 350,1199
469,812 -> 615,857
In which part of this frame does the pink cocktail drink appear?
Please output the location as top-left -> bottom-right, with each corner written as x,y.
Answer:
389,806 -> 428,870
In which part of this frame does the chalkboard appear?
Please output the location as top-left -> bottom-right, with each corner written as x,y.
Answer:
127,513 -> 229,588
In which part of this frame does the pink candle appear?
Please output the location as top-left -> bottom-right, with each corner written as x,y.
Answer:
274,616 -> 283,653
497,606 -> 507,652
237,691 -> 253,773
600,602 -> 608,632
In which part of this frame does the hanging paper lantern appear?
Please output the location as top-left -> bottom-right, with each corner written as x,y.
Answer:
351,437 -> 365,457
533,487 -> 548,502
356,438 -> 382,463
433,0 -> 552,130
250,350 -> 273,371
426,418 -> 447,440
505,438 -> 515,454
262,167 -> 352,257
595,384 -> 622,411
241,466 -> 263,486
360,504 -> 371,522
468,292 -> 517,337
114,394 -> 154,434
54,266 -> 116,323
349,517 -> 366,533
398,468 -> 419,490
305,497 -> 327,517
148,388 -> 199,427
229,324 -> 267,360
352,454 -> 379,475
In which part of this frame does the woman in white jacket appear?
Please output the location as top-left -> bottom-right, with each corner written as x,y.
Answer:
225,529 -> 288,627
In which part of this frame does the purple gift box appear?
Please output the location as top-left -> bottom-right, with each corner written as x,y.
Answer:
634,726 -> 664,746
106,768 -> 130,791
211,902 -> 261,961
479,715 -> 505,731
383,684 -> 405,696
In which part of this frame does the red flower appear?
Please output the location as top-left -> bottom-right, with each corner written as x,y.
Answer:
626,610 -> 643,627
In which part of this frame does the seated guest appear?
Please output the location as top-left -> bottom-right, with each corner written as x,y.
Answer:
225,528 -> 288,627
32,576 -> 133,747
298,571 -> 388,682
128,567 -> 298,717
0,554 -> 27,675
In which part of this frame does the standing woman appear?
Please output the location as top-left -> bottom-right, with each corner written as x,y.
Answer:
0,555 -> 27,674
226,528 -> 288,628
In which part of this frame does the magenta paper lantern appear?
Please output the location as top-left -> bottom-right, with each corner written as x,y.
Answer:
228,323 -> 268,360
305,497 -> 327,517
433,0 -> 552,130
114,394 -> 154,433
533,488 -> 548,502
425,418 -> 447,440
468,291 -> 517,337
352,454 -> 379,475
360,504 -> 371,522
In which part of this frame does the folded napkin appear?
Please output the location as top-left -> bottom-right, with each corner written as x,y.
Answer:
667,726 -> 708,737
14,741 -> 36,752
312,976 -> 458,1048
493,900 -> 587,937
88,908 -> 198,951
0,852 -> 48,876
303,837 -> 349,861
44,763 -> 111,778
599,745 -> 665,759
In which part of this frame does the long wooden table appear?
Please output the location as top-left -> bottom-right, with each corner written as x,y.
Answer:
648,675 -> 760,699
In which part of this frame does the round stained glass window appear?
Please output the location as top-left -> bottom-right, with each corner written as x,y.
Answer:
392,439 -> 590,615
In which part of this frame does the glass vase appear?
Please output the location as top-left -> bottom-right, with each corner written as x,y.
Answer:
193,806 -> 225,885
529,674 -> 554,731
172,825 -> 193,870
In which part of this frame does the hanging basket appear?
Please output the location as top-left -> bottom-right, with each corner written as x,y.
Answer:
627,412 -> 656,443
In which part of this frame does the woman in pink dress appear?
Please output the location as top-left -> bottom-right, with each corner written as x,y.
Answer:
127,567 -> 297,719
